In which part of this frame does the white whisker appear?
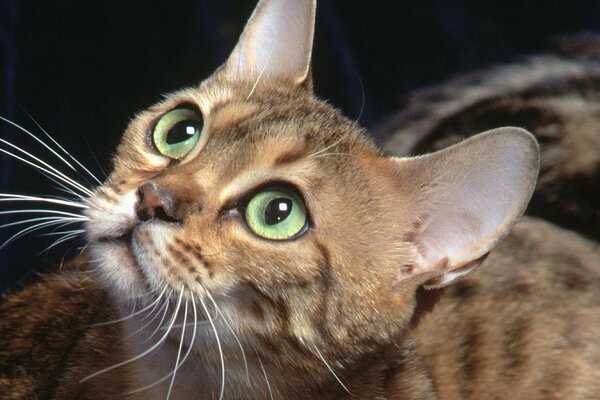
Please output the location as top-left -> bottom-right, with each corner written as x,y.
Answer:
252,343 -> 274,400
46,176 -> 90,203
0,209 -> 87,219
120,296 -> 172,343
126,292 -> 200,396
0,193 -> 88,209
163,320 -> 211,329
41,231 -> 84,253
0,216 -> 85,230
0,145 -> 93,196
307,130 -> 355,159
126,294 -> 172,340
311,152 -> 361,161
313,344 -> 351,394
198,288 -> 225,400
91,286 -> 167,327
166,297 -> 189,400
0,116 -> 79,173
22,113 -> 104,185
80,289 -> 184,383
207,290 -> 250,384
246,52 -> 272,100
355,75 -> 366,124
0,218 -> 84,249
39,229 -> 85,237
143,292 -> 174,343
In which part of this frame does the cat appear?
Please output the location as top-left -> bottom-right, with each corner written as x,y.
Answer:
0,0 -> 598,399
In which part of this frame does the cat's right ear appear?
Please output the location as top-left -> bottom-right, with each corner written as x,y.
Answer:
220,0 -> 316,90
381,128 -> 539,289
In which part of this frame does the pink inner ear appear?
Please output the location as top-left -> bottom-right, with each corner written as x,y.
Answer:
410,128 -> 538,275
416,183 -> 507,269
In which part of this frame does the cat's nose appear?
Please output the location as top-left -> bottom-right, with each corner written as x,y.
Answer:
136,182 -> 179,223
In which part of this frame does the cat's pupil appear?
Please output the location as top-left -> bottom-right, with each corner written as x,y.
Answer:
264,198 -> 293,225
166,120 -> 201,145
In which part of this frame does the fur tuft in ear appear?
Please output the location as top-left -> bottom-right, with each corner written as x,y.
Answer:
388,127 -> 539,288
222,0 -> 316,88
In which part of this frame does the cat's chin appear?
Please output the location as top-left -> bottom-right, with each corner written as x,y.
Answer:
88,232 -> 150,301
89,223 -> 185,302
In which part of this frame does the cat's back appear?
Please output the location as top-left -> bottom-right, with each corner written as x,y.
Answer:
410,217 -> 600,400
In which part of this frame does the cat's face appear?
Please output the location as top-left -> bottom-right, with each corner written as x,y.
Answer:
85,76 -> 417,371
83,0 -> 538,391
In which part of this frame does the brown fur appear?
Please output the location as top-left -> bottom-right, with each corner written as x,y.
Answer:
412,217 -> 600,399
0,258 -> 131,399
0,1 -> 597,399
2,217 -> 598,399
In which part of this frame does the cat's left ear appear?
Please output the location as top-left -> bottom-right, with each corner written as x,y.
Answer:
383,127 -> 539,289
221,0 -> 316,90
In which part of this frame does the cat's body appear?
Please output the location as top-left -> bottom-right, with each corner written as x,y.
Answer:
0,0 -> 598,399
412,217 -> 600,400
2,216 -> 598,399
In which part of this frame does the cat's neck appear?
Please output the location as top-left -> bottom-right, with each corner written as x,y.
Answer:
119,309 -> 436,400
120,306 -> 292,400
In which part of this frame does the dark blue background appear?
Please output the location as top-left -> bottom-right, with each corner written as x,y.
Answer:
1,0 -> 598,291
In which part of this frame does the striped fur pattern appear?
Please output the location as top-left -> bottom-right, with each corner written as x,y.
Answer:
2,1 -> 597,399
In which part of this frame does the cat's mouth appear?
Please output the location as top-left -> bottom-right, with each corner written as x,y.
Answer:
97,228 -> 134,251
96,227 -> 144,275
114,230 -> 134,248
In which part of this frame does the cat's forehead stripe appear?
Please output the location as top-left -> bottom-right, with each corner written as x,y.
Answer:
208,102 -> 260,132
218,157 -> 320,205
273,148 -> 306,166
193,82 -> 235,112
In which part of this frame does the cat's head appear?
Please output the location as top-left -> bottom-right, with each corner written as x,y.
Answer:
85,0 -> 538,391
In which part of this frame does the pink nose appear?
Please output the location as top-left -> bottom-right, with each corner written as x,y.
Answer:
136,183 -> 178,223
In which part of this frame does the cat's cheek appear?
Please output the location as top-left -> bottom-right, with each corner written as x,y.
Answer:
130,228 -> 171,290
89,241 -> 148,300
131,224 -> 214,291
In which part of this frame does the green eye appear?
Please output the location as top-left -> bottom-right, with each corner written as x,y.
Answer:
244,187 -> 309,240
152,107 -> 203,160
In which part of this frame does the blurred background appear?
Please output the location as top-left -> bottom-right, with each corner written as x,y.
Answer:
0,0 -> 598,291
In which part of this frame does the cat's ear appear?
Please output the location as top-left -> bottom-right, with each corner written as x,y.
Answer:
385,128 -> 539,289
221,0 -> 316,90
